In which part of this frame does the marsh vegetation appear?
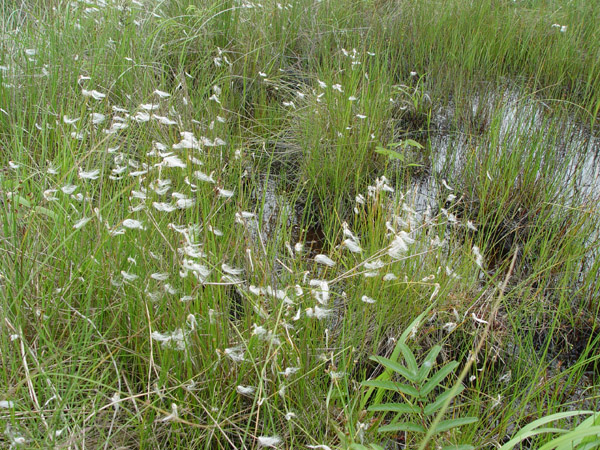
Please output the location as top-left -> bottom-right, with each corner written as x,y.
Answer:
1,0 -> 599,448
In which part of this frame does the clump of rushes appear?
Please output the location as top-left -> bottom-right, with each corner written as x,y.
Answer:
0,0 -> 599,449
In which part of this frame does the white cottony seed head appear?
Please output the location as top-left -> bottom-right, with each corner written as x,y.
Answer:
314,254 -> 335,267
257,436 -> 282,448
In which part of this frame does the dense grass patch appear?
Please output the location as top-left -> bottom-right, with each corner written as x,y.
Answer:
1,0 -> 599,448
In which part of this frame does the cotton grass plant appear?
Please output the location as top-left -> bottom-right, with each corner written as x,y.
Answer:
1,0 -> 600,448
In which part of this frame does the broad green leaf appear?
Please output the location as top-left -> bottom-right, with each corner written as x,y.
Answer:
375,147 -> 405,161
34,205 -> 58,220
399,343 -> 418,376
578,411 -> 600,429
402,139 -> 424,149
349,444 -> 386,450
577,414 -> 600,449
538,426 -> 600,450
378,422 -> 426,433
433,417 -> 478,434
362,380 -> 420,397
512,411 -> 593,437
499,428 -> 569,450
370,355 -> 418,383
368,403 -> 420,414
423,385 -> 464,416
577,439 -> 600,450
417,345 -> 442,383
419,361 -> 459,397
360,307 -> 436,412
398,312 -> 430,344
10,193 -> 31,208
